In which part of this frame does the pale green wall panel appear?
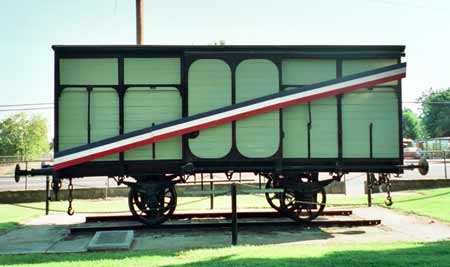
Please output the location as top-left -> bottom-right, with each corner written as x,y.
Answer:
282,59 -> 336,85
372,90 -> 399,158
150,88 -> 182,160
124,87 -> 182,160
124,88 -> 153,160
343,59 -> 398,85
60,58 -> 118,85
310,97 -> 338,158
188,59 -> 232,158
282,93 -> 337,158
90,88 -> 119,161
58,88 -> 88,151
282,100 -> 308,158
236,59 -> 279,158
124,58 -> 180,84
342,88 -> 399,158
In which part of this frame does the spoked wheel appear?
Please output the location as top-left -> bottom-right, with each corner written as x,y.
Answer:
281,187 -> 326,222
128,182 -> 177,225
265,178 -> 283,212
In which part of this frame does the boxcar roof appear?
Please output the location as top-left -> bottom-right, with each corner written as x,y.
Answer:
52,45 -> 405,57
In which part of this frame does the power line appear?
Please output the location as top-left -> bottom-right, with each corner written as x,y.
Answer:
0,103 -> 53,108
0,107 -> 53,112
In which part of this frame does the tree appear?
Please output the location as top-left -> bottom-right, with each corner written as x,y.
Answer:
419,88 -> 450,138
209,40 -> 226,45
0,113 -> 49,159
402,108 -> 421,139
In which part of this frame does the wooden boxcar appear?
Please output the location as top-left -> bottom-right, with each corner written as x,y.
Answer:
18,45 -> 426,224
53,45 -> 404,176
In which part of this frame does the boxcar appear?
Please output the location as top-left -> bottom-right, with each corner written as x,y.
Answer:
18,45 -> 426,224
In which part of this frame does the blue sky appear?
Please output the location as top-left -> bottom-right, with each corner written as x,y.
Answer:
1,0 -> 449,137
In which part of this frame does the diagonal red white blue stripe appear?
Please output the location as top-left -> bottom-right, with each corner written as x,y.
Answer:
53,63 -> 406,170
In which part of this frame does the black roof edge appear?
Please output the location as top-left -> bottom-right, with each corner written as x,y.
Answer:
52,44 -> 405,53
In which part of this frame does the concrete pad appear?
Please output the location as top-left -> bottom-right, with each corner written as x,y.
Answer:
352,206 -> 450,242
47,236 -> 90,253
87,230 -> 134,251
27,214 -> 85,225
0,226 -> 68,254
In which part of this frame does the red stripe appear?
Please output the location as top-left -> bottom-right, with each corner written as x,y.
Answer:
53,72 -> 405,170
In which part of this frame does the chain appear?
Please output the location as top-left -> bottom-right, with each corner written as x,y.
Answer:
239,178 -> 390,207
385,176 -> 393,206
51,180 -> 62,201
176,195 -> 218,207
67,178 -> 74,215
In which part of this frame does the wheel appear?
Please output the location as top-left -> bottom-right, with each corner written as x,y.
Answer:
265,178 -> 283,212
128,182 -> 177,225
281,187 -> 326,222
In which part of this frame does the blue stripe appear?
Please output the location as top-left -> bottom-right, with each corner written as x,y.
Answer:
55,63 -> 405,158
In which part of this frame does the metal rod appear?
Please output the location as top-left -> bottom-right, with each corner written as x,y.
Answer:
201,173 -> 204,190
366,173 -> 372,207
25,161 -> 28,190
258,173 -> 261,189
135,0 -> 144,44
444,151 -> 448,179
45,175 -> 50,215
210,173 -> 214,210
106,177 -> 109,198
231,183 -> 238,245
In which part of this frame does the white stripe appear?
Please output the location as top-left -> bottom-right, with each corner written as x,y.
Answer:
55,67 -> 405,165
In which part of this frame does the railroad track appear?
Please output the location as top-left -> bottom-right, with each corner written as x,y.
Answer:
71,209 -> 380,234
85,209 -> 353,222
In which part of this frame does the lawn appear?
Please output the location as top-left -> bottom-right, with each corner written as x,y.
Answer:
1,188 -> 449,232
0,241 -> 449,267
1,189 -> 449,266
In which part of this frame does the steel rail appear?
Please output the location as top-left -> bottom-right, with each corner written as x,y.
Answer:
70,218 -> 380,234
84,209 -> 353,222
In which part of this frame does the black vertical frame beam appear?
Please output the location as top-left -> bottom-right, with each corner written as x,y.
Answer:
307,102 -> 312,159
396,57 -> 403,163
277,59 -> 284,171
336,59 -> 343,160
118,57 -> 125,164
180,53 -> 188,162
54,52 -> 60,153
230,59 -> 237,160
87,87 -> 92,144
152,123 -> 156,159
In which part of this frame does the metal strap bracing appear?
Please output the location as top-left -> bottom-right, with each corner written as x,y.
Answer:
54,63 -> 406,170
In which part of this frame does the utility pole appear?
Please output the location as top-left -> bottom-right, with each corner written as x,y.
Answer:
136,0 -> 144,44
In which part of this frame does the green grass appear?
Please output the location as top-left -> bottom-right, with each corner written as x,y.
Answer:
1,189 -> 449,266
374,188 -> 450,221
0,241 -> 449,267
328,187 -> 450,222
1,188 -> 449,232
